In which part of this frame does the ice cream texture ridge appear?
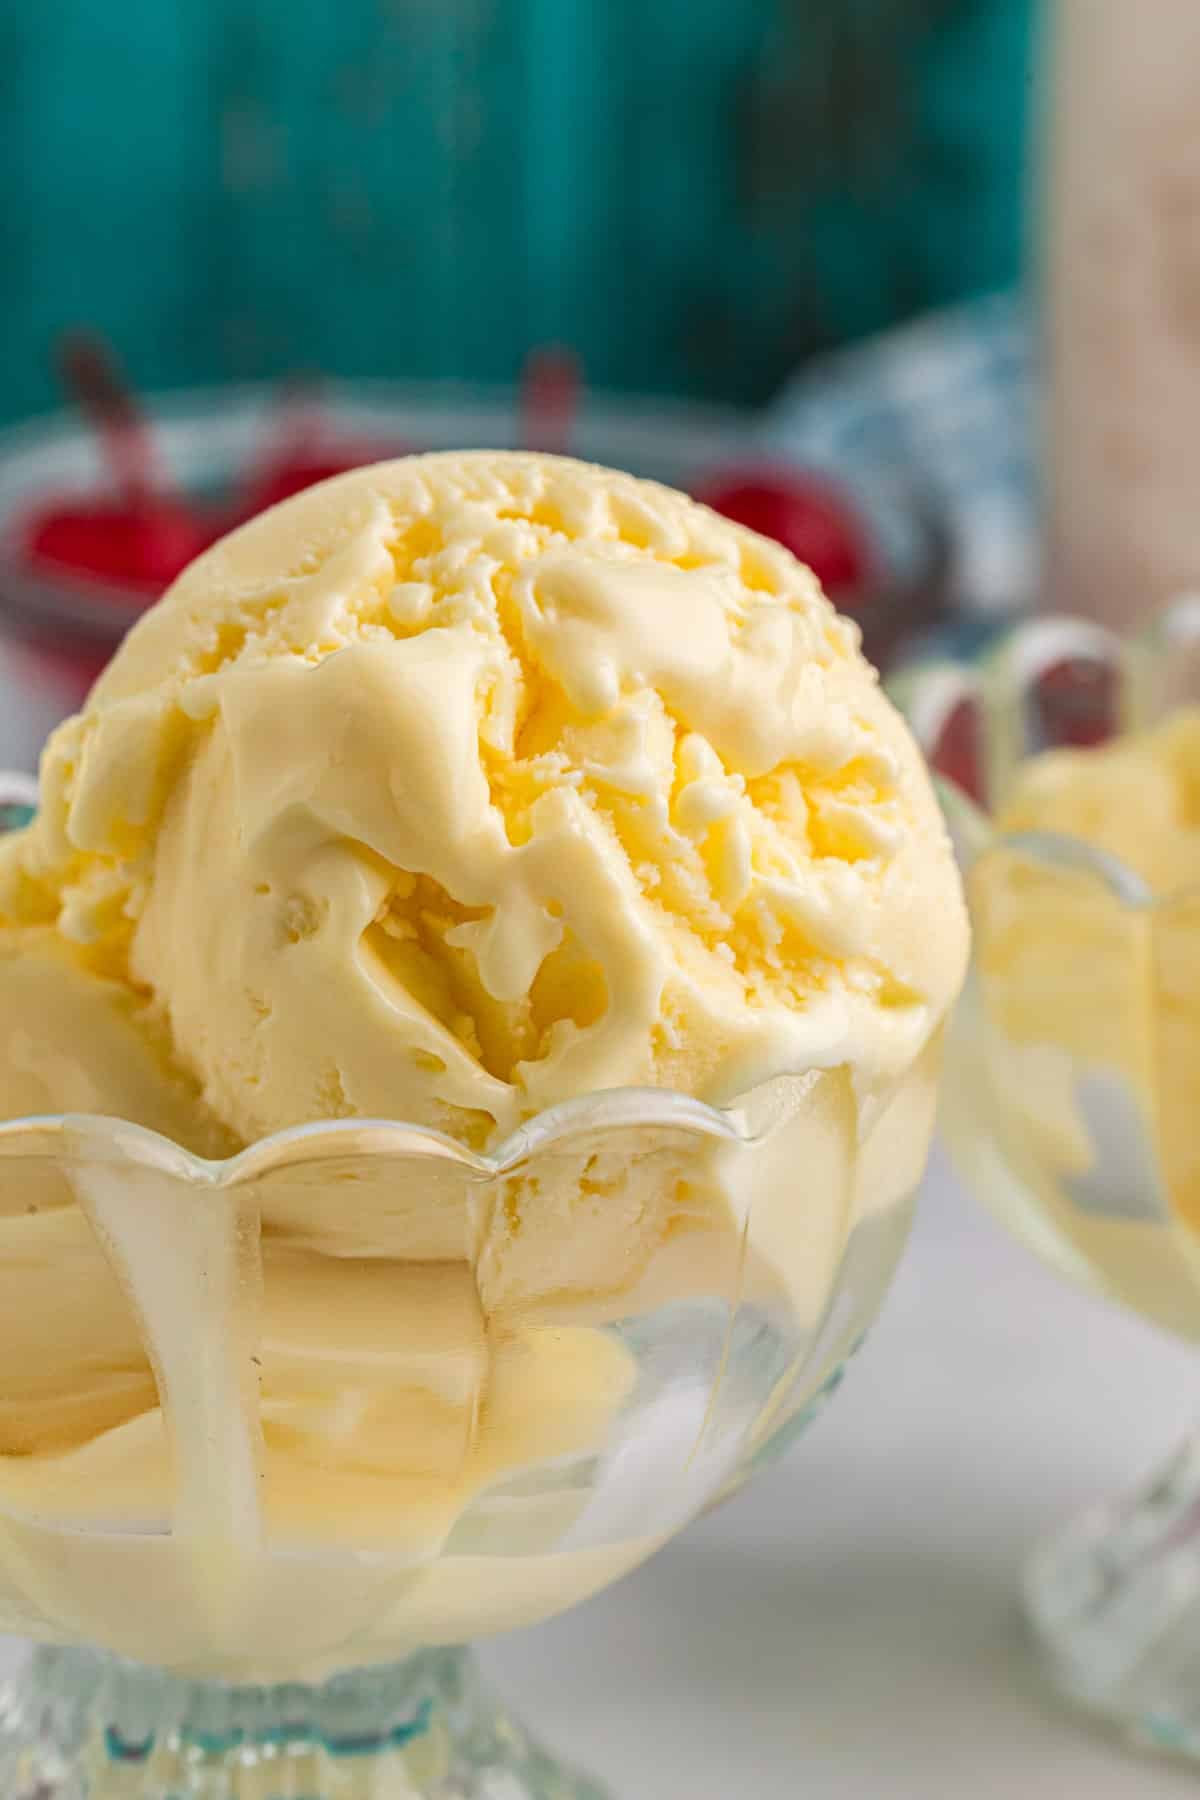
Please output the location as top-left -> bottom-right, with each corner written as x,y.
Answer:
0,453 -> 966,1673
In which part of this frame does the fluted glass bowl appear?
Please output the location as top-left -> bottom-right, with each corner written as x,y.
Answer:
0,777 -> 935,1798
894,597 -> 1200,1755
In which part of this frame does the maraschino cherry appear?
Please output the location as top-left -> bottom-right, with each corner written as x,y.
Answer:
234,381 -> 404,521
694,466 -> 871,599
24,335 -> 209,595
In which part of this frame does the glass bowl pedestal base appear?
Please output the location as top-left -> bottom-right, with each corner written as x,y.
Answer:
1025,1433 -> 1200,1760
0,1644 -> 603,1800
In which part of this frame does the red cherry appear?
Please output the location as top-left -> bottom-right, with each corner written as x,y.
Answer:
694,468 -> 871,595
24,498 -> 209,596
933,697 -> 987,807
1031,657 -> 1117,750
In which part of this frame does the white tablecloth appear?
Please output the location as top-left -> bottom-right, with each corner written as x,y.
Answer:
2,1147 -> 1197,1798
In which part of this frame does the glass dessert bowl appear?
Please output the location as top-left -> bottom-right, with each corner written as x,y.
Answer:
895,597 -> 1200,1754
0,447 -> 966,1797
0,992 -> 935,1797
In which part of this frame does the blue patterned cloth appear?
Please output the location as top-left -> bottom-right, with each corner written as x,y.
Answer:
761,290 -> 1036,631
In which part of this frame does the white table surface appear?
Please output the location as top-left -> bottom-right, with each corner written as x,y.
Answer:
480,1147 -> 1200,1799
2,1145 -> 1197,1799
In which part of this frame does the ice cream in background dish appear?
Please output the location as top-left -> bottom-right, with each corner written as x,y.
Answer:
0,452 -> 966,1674
949,707 -> 1200,1337
989,708 -> 1200,896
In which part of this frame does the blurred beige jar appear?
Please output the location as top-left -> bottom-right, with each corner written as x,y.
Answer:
1047,0 -> 1200,629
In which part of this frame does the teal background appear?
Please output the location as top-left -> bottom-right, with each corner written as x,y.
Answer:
0,0 -> 1034,424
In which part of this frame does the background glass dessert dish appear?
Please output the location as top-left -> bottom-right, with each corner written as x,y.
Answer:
895,596 -> 1200,1756
0,952 -> 935,1797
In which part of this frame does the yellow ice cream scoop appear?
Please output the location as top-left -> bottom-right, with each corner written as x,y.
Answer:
972,706 -> 1200,1260
0,451 -> 964,1150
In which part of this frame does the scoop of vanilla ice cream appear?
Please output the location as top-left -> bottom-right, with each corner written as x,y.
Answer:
972,706 -> 1200,1241
992,707 -> 1200,896
0,452 -> 966,1152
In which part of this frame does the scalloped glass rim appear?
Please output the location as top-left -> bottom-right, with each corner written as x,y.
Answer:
894,595 -> 1200,911
0,1075 -> 812,1182
961,824 -> 1200,915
